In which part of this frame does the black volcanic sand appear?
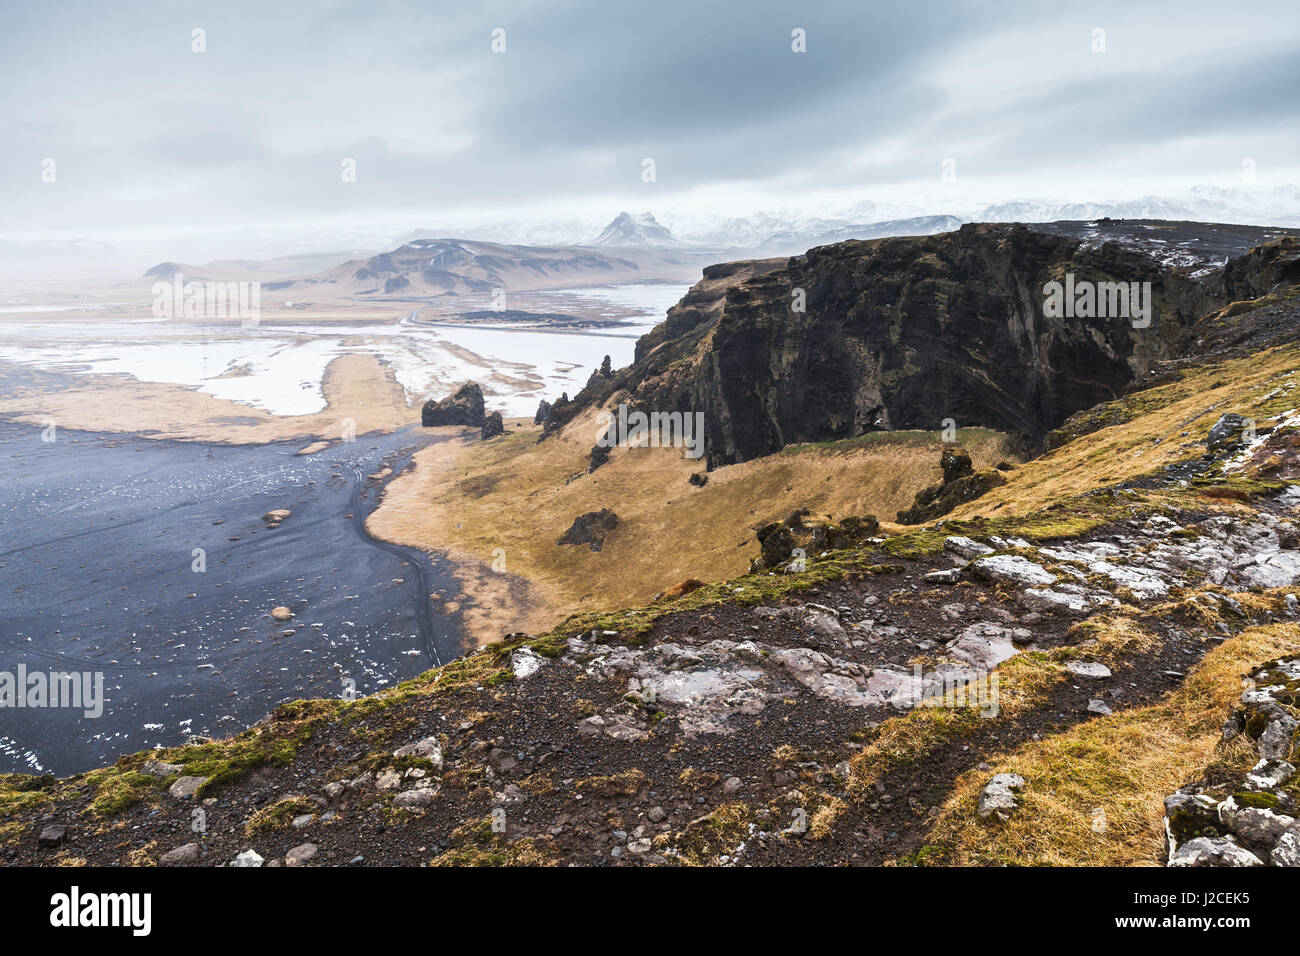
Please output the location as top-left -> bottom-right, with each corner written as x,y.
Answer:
0,419 -> 464,776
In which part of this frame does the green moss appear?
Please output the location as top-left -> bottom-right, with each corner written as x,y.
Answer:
1165,801 -> 1224,845
1233,790 -> 1282,811
88,771 -> 157,816
430,816 -> 559,866
244,795 -> 319,835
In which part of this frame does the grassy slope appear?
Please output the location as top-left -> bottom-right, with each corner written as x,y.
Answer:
944,344 -> 1300,522
369,404 -> 1015,644
919,622 -> 1297,866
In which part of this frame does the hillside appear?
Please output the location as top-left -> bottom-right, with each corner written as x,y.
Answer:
547,220 -> 1300,466
273,237 -> 710,298
3,227 -> 1299,869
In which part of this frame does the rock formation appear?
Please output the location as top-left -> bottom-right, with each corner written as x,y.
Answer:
422,382 -> 486,427
481,411 -> 504,440
897,447 -> 1007,524
556,509 -> 619,552
545,222 -> 1297,467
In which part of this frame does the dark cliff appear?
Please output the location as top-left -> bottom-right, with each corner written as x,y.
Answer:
547,221 -> 1299,467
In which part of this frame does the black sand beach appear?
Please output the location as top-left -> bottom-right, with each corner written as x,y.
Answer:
0,418 -> 463,775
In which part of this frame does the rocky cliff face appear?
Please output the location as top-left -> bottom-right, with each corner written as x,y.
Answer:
551,221 -> 1298,467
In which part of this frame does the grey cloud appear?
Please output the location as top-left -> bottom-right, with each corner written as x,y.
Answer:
0,0 -> 1296,238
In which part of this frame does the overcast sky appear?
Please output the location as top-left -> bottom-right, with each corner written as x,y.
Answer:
3,0 -> 1298,253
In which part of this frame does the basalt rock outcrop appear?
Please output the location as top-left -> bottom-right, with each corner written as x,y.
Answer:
556,509 -> 619,552
751,510 -> 882,571
481,411 -> 504,440
545,221 -> 1299,467
422,382 -> 486,427
897,447 -> 1007,525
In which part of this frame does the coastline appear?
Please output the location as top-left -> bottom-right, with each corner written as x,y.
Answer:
0,418 -> 465,776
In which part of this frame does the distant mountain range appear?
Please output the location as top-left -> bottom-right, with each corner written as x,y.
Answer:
193,235 -> 713,297
128,186 -> 1300,291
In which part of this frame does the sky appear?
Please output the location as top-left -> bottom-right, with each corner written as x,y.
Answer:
2,0 -> 1298,258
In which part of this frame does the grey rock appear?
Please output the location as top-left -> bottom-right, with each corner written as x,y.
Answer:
393,789 -> 434,809
1272,828 -> 1300,866
923,568 -> 962,584
1228,807 -> 1296,851
1260,715 -> 1299,761
1021,587 -> 1090,615
285,843 -> 318,867
1246,759 -> 1295,790
38,825 -> 67,849
977,773 -> 1025,819
141,759 -> 183,779
1206,413 -> 1248,450
230,849 -> 265,867
393,736 -> 444,771
971,554 -> 1056,587
1168,836 -> 1264,867
167,775 -> 208,800
159,842 -> 200,866
805,611 -> 846,640
944,536 -> 993,560
1067,662 -> 1113,680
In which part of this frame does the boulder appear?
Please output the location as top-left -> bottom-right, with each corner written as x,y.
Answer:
1066,662 -> 1113,680
977,773 -> 1025,819
421,382 -> 486,427
556,509 -> 619,552
481,411 -> 504,440
1272,828 -> 1300,866
285,843 -> 318,867
944,536 -> 994,560
393,735 -> 444,771
533,399 -> 552,425
1168,836 -> 1264,867
940,446 -> 974,483
168,775 -> 208,800
141,758 -> 183,778
159,843 -> 200,866
393,789 -> 434,809
1207,413 -> 1249,450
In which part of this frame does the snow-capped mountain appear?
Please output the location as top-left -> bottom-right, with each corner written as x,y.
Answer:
977,186 -> 1300,228
590,211 -> 681,247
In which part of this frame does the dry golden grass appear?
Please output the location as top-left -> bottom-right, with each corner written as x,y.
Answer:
946,345 -> 1300,522
920,621 -> 1300,867
368,407 -> 1014,644
0,351 -> 414,444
